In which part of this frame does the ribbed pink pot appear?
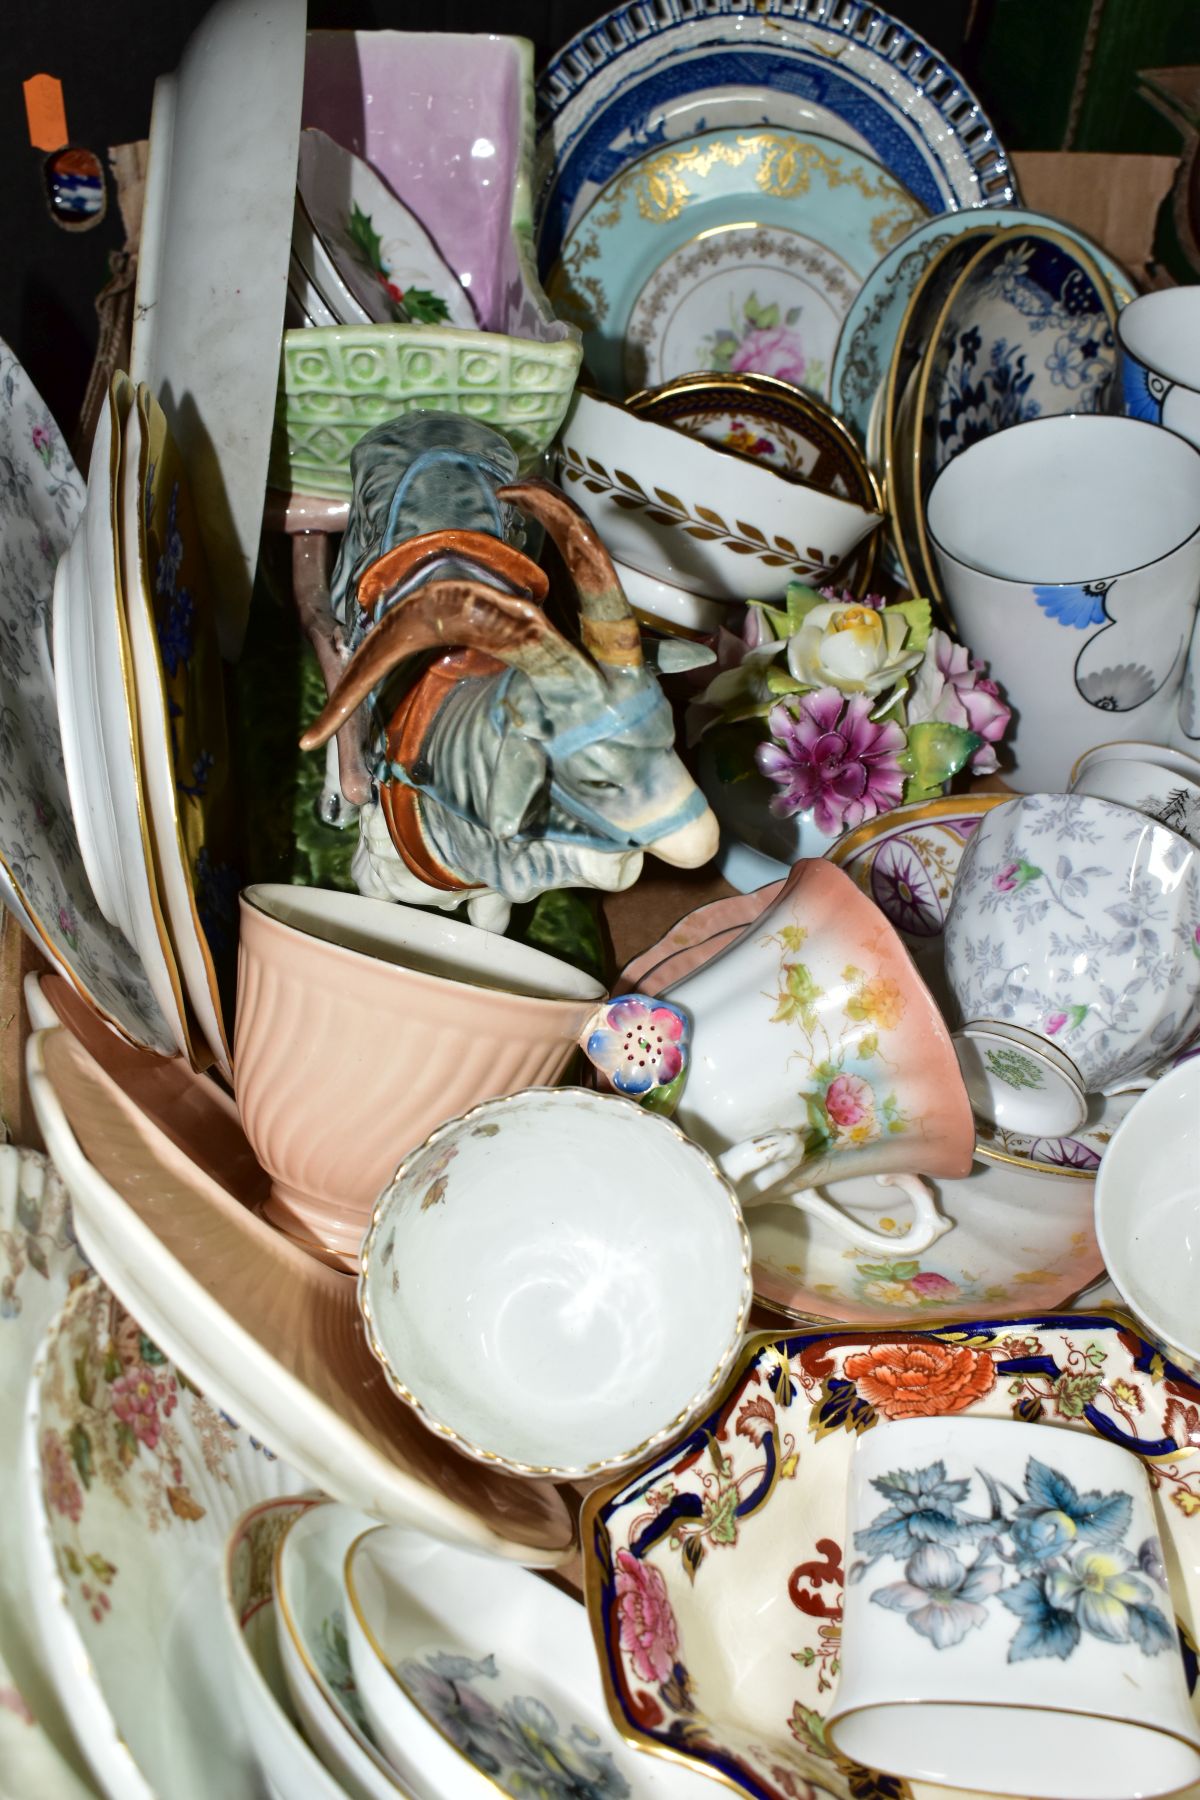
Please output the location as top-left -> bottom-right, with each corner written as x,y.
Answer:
234,887 -> 606,1265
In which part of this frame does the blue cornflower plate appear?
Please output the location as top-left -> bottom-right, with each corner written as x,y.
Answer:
906,226 -> 1121,603
119,384 -> 238,1079
547,128 -> 928,402
342,1518 -> 711,1799
831,208 -> 1136,468
534,0 -> 1017,273
582,1314 -> 1200,1800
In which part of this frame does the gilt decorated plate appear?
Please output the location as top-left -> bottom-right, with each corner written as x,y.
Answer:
548,128 -> 927,401
535,0 -> 1016,271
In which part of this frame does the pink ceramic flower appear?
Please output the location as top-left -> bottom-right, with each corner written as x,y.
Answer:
824,1073 -> 877,1142
994,864 -> 1020,893
587,998 -> 687,1096
906,630 -> 1011,775
42,1429 -> 82,1523
1045,1012 -> 1068,1035
31,422 -> 51,465
756,688 -> 905,835
614,1548 -> 680,1685
110,1364 -> 177,1450
730,326 -> 807,386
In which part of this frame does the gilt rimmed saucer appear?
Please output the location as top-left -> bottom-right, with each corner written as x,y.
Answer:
549,128 -> 926,401
832,208 -> 1135,463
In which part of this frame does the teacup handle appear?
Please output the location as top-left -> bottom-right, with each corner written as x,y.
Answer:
580,995 -> 690,1109
717,1130 -> 951,1255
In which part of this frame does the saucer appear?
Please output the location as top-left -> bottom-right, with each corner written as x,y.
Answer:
550,128 -> 926,401
583,1313 -> 1200,1800
25,1017 -> 576,1566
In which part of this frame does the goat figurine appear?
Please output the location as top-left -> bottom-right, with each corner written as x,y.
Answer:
300,415 -> 718,931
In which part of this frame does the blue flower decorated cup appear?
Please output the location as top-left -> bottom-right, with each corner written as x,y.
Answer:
926,414 -> 1200,791
1116,288 -> 1200,456
830,1414 -> 1200,1799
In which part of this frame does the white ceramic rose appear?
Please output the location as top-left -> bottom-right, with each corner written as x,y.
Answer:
785,599 -> 924,696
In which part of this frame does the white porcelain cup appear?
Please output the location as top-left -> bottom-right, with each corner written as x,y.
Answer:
657,858 -> 975,1255
927,414 -> 1200,792
1117,287 -> 1200,453
1095,1058 -> 1200,1374
1069,740 -> 1200,846
829,1414 -> 1200,1799
943,793 -> 1200,1137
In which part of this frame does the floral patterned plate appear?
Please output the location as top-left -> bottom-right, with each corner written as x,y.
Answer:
0,1147 -> 96,1800
828,795 -> 1143,1177
583,1315 -> 1200,1800
296,128 -> 477,330
831,209 -> 1135,468
548,128 -> 926,401
909,227 -> 1120,606
0,339 -> 173,1054
24,1277 -> 309,1800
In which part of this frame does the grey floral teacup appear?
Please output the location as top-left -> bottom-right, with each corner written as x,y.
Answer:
829,1414 -> 1200,1798
943,793 -> 1200,1136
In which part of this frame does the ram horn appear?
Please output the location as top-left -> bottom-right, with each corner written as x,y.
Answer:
498,478 -> 643,674
298,578 -> 599,753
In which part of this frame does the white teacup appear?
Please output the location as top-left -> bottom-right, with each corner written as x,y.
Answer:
829,1414 -> 1200,1798
1095,1057 -> 1200,1373
1117,286 -> 1200,453
926,414 -> 1200,791
657,858 -> 975,1255
943,793 -> 1200,1136
1070,739 -> 1200,846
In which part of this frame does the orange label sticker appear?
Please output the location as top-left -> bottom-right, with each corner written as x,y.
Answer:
23,74 -> 68,152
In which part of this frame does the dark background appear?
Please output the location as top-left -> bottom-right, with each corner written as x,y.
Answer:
4,0 -> 1198,433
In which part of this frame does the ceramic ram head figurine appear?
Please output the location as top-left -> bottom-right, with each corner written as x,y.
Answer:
300,416 -> 718,931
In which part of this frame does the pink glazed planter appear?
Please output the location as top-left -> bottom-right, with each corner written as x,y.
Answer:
234,886 -> 682,1268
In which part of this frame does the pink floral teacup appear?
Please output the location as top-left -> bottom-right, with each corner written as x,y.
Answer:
648,859 -> 975,1254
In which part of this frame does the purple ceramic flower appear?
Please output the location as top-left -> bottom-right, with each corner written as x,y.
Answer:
730,325 -> 806,385
907,630 -> 1012,775
756,688 -> 906,836
587,997 -> 687,1096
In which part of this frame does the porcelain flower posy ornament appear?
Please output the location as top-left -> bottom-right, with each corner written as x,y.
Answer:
699,583 -> 1012,842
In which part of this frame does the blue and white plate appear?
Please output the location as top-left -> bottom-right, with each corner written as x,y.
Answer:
832,208 -> 1136,459
908,226 -> 1120,600
535,0 -> 1016,272
548,128 -> 927,401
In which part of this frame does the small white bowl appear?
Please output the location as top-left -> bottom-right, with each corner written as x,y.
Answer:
556,391 -> 881,601
1070,740 -> 1200,846
616,557 -> 729,636
1094,1057 -> 1200,1371
344,1524 -> 703,1799
358,1085 -> 752,1478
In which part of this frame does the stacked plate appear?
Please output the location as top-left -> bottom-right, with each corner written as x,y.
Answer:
52,373 -> 238,1077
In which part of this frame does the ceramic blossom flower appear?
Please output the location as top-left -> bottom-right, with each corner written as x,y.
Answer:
730,326 -> 806,386
614,1548 -> 680,1684
786,600 -> 924,698
823,1072 -> 879,1146
872,1543 -> 1004,1648
843,1342 -> 997,1421
587,998 -> 688,1096
905,629 -> 1012,775
756,689 -> 906,835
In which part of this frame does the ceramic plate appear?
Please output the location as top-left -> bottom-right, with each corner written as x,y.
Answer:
25,1016 -> 577,1567
0,340 -> 172,1054
535,0 -> 1016,270
628,372 -> 879,509
223,1498 -> 352,1800
274,1500 -> 412,1800
583,1314 -> 1200,1800
120,388 -> 238,1079
71,377 -> 191,1058
832,209 -> 1135,462
297,128 -> 477,330
24,1276 -> 308,1800
130,0 -> 306,657
0,1147 -> 96,1800
549,129 -> 927,401
909,227 -> 1120,604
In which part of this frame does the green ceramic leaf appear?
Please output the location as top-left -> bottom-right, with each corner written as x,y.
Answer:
347,202 -> 384,274
402,287 -> 452,325
889,597 -> 932,652
69,1423 -> 93,1489
900,720 -> 981,802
